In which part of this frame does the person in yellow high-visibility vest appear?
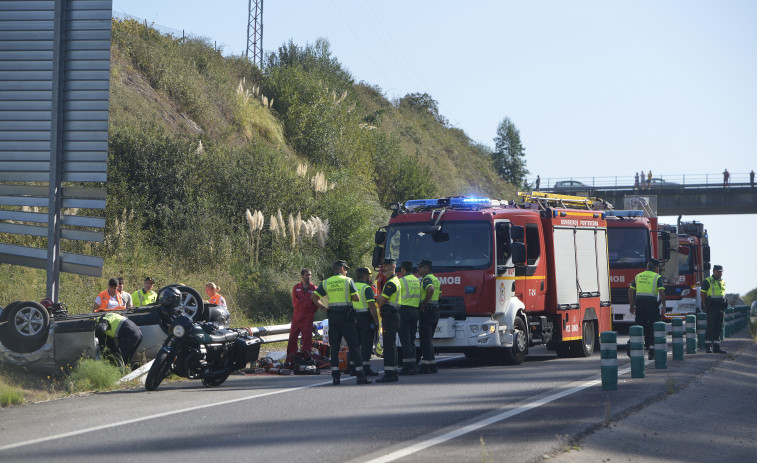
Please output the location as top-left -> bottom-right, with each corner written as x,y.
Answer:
628,258 -> 666,360
417,259 -> 441,374
95,312 -> 143,367
397,261 -> 422,375
132,276 -> 157,307
701,264 -> 727,354
376,258 -> 402,383
354,267 -> 380,376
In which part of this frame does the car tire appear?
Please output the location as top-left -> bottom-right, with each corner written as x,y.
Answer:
0,301 -> 50,353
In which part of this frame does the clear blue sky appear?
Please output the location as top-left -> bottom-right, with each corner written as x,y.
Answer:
114,1 -> 757,295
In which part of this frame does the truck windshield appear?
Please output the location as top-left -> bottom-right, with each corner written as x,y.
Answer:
607,227 -> 650,269
385,221 -> 493,272
678,244 -> 694,274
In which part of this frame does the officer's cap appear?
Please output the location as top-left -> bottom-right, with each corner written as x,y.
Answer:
144,276 -> 155,282
382,258 -> 397,265
333,260 -> 349,269
713,264 -> 723,271
648,258 -> 660,266
357,267 -> 372,275
418,259 -> 433,268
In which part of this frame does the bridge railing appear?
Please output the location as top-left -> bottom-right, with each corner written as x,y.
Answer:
529,172 -> 756,190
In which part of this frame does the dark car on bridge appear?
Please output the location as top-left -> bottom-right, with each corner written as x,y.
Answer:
550,180 -> 591,194
647,178 -> 681,189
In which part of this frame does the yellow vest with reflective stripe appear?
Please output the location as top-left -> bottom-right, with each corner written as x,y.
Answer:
703,276 -> 725,299
354,282 -> 373,312
400,274 -> 421,308
324,274 -> 354,309
423,273 -> 441,304
102,312 -> 126,339
132,289 -> 157,306
382,275 -> 402,310
633,270 -> 661,298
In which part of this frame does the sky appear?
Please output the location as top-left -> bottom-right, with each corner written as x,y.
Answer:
113,1 -> 757,295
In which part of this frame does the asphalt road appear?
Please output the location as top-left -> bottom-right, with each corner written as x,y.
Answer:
0,332 -> 754,463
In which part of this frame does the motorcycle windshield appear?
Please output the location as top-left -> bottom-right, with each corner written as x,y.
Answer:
384,220 -> 492,272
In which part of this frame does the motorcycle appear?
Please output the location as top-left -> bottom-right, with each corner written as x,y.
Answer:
145,307 -> 261,391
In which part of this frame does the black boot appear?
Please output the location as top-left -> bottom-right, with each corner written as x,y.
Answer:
356,371 -> 372,384
706,344 -> 712,353
429,364 -> 438,374
332,372 -> 341,385
713,344 -> 727,354
364,365 -> 379,376
648,349 -> 654,360
398,365 -> 416,376
418,364 -> 431,374
376,370 -> 398,383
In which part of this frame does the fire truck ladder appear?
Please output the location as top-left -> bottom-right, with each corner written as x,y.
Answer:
517,191 -> 601,211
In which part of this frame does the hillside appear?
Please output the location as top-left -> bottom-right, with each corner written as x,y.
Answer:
0,19 -> 516,323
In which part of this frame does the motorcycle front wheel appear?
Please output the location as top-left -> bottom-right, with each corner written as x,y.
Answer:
145,348 -> 175,391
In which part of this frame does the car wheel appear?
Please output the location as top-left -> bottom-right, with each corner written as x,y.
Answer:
0,301 -> 50,353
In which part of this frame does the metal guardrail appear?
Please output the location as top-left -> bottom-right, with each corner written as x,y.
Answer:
527,172 -> 755,190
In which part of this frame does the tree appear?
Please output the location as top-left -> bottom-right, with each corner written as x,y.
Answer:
492,117 -> 528,186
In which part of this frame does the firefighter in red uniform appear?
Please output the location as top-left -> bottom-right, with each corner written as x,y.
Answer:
287,268 -> 319,363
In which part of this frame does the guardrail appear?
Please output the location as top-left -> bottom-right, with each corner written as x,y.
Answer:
527,172 -> 756,190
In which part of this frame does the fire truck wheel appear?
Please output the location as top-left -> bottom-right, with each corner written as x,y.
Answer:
502,317 -> 527,365
570,321 -> 596,357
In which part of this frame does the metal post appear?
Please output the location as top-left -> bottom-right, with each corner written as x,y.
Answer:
629,325 -> 645,378
654,321 -> 667,369
600,331 -> 618,390
47,0 -> 67,302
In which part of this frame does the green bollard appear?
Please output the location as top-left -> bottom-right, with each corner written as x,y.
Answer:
629,325 -> 645,378
600,331 -> 618,390
696,312 -> 707,349
686,314 -> 697,354
671,318 -> 684,360
654,321 -> 667,369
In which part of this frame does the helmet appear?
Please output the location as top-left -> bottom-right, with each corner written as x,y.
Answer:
158,287 -> 182,307
40,298 -> 54,309
207,305 -> 230,326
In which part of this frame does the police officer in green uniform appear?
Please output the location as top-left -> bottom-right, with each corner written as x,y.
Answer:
701,264 -> 727,354
311,260 -> 371,385
354,267 -> 380,376
376,258 -> 402,383
397,261 -> 421,375
417,259 -> 441,374
628,258 -> 666,360
95,312 -> 143,367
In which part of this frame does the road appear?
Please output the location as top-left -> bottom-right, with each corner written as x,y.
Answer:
0,333 -> 754,463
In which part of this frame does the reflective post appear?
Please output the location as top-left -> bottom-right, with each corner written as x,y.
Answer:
629,325 -> 645,378
686,314 -> 697,354
600,331 -> 618,390
654,321 -> 667,369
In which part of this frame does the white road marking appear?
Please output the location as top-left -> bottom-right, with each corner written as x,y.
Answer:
364,365 -> 633,463
0,378 -> 334,452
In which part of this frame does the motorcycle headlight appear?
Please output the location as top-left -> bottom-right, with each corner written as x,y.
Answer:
172,324 -> 186,338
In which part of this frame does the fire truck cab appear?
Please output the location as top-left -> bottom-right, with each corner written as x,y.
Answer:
666,221 -> 710,315
372,193 -> 613,364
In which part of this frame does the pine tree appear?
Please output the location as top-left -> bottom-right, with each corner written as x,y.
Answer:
492,117 -> 528,187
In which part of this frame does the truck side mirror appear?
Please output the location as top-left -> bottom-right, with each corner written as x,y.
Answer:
703,245 -> 710,263
703,262 -> 711,271
511,242 -> 526,264
374,230 -> 386,245
511,225 -> 524,242
372,246 -> 383,268
662,238 -> 671,261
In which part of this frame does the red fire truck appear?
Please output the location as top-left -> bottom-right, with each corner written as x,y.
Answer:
605,210 -> 668,331
371,193 -> 613,364
666,221 -> 710,315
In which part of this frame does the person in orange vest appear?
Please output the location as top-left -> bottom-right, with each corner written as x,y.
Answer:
92,278 -> 124,312
205,282 -> 227,307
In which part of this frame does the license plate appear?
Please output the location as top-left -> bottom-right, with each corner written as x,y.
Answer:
434,318 -> 455,338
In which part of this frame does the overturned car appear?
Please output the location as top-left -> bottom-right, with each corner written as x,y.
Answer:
0,285 -> 250,374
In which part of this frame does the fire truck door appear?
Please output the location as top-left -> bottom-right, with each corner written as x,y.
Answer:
523,223 -> 546,311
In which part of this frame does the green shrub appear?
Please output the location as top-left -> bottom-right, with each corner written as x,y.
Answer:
0,382 -> 24,407
66,359 -> 124,393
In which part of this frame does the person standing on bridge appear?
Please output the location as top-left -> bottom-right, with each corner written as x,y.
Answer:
628,258 -> 666,360
723,169 -> 730,187
535,175 -> 541,191
634,172 -> 640,190
701,264 -> 727,354
647,170 -> 653,189
750,170 -> 754,188
640,171 -> 645,190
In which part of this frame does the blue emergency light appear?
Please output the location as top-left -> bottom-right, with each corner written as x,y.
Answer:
405,197 -> 493,210
605,210 -> 645,217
